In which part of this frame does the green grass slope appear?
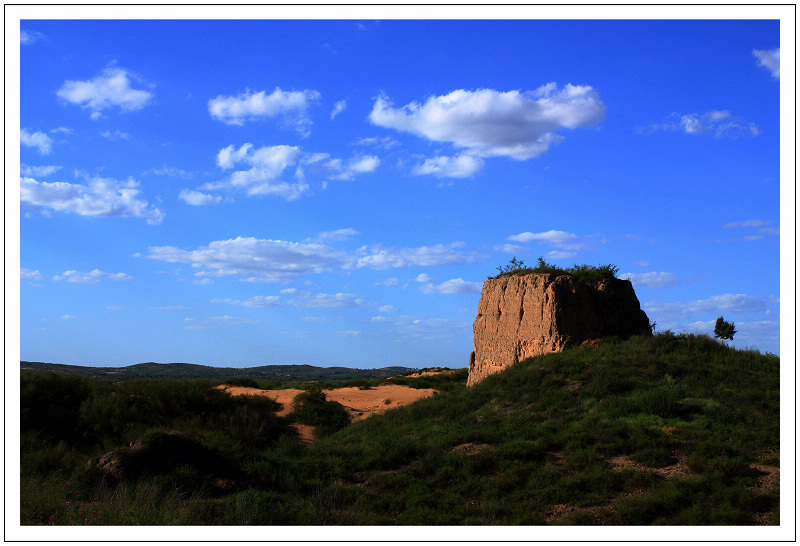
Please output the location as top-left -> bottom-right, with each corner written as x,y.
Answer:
20,332 -> 779,526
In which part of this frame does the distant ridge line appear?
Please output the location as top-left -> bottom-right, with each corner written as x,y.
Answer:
20,361 -> 418,382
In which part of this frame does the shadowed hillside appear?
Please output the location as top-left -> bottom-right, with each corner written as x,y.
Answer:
20,361 -> 416,382
20,333 -> 779,526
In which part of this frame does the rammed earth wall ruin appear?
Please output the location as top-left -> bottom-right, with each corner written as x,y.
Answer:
468,273 -> 651,386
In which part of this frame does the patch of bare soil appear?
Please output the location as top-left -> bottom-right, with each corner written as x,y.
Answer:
215,383 -> 437,442
607,452 -> 695,479
449,442 -> 493,456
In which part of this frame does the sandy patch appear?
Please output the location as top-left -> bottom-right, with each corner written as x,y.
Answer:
216,383 -> 437,441
323,385 -> 437,421
216,386 -> 306,416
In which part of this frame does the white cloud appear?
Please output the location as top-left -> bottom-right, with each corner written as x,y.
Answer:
412,154 -> 485,178
330,99 -> 347,120
53,269 -> 133,284
100,130 -> 130,141
644,111 -> 759,138
212,295 -> 281,308
721,219 -> 778,240
147,236 -> 349,283
144,165 -> 192,179
21,176 -> 165,224
753,48 -> 780,79
312,154 -> 381,181
354,242 -> 476,269
208,143 -> 308,200
317,228 -> 360,241
543,250 -> 577,260
61,314 -> 78,320
376,278 -> 399,287
494,243 -> 528,255
369,84 -> 606,160
21,164 -> 61,177
208,87 -> 320,135
378,305 -> 399,313
287,291 -> 367,308
420,278 -> 483,295
21,268 -> 46,281
178,189 -> 222,206
20,30 -> 45,45
508,230 -> 578,245
20,129 -> 53,155
414,273 -> 433,283
57,67 -> 153,120
620,271 -> 680,288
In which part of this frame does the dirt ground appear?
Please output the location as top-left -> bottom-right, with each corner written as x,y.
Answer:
215,383 -> 438,443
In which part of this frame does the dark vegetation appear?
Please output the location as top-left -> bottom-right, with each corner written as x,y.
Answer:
19,361 -> 415,382
493,256 -> 620,285
20,334 -> 779,525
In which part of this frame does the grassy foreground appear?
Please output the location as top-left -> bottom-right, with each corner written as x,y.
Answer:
20,332 -> 779,525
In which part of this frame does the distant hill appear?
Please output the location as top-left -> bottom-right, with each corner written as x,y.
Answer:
19,361 -> 416,382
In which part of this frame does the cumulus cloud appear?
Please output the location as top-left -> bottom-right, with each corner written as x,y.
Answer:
419,278 -> 483,295
330,99 -> 346,120
20,129 -> 53,155
753,48 -> 780,79
147,236 -> 349,283
208,143 -> 308,200
21,176 -> 165,224
178,189 -> 222,206
21,164 -> 61,177
508,230 -> 578,245
354,243 -> 476,269
369,84 -> 606,160
212,296 -> 281,308
620,271 -> 680,288
57,67 -> 153,120
412,154 -> 485,178
643,110 -> 759,138
306,154 -> 381,181
208,87 -> 320,135
53,269 -> 133,284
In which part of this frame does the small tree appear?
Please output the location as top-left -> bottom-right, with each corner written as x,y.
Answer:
714,316 -> 736,344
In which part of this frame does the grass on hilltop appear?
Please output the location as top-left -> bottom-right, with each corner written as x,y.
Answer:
493,256 -> 620,285
20,332 -> 779,525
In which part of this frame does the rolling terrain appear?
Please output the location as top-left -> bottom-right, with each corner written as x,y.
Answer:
20,361 -> 415,382
20,332 -> 780,526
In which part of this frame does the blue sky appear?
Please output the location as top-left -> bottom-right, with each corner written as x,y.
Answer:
12,13 -> 790,369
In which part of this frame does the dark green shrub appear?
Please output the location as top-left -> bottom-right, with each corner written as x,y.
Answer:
290,388 -> 350,437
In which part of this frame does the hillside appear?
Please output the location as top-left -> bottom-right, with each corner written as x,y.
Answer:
19,361 -> 416,382
20,332 -> 780,527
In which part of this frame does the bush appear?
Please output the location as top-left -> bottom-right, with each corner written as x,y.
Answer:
493,256 -> 619,284
290,388 -> 351,437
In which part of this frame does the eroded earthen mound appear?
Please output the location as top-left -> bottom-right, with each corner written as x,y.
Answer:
468,273 -> 651,386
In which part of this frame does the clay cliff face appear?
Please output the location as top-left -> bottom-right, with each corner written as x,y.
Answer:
468,273 -> 651,386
